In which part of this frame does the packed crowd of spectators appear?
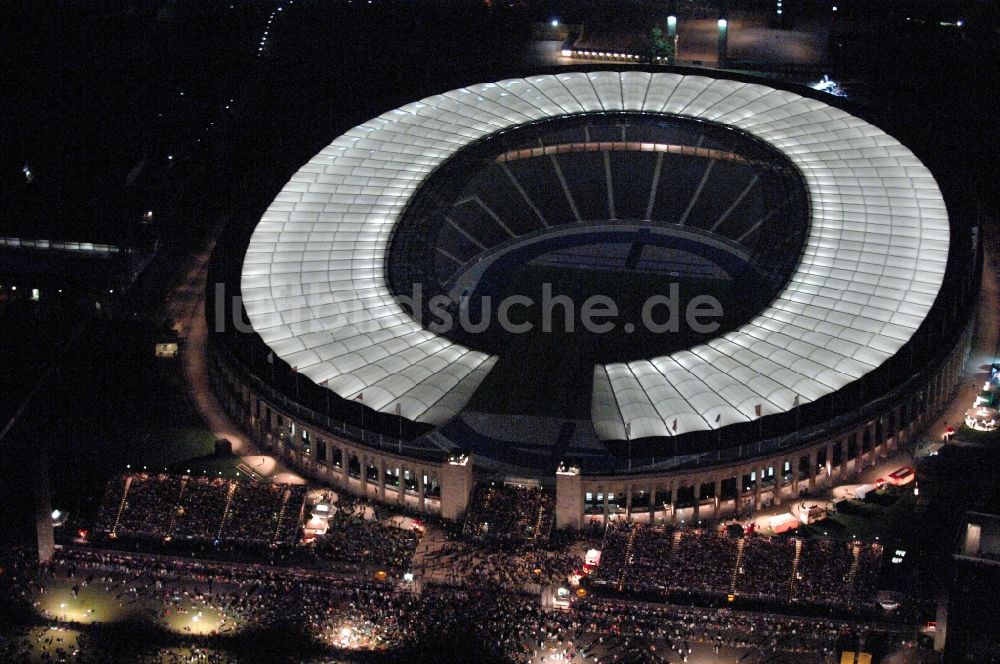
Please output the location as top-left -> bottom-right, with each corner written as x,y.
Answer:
669,528 -> 740,593
561,598 -> 866,663
593,522 -> 883,608
591,520 -> 635,588
418,537 -> 580,592
734,535 -> 797,599
173,477 -> 231,540
854,540 -> 884,593
112,474 -> 185,538
792,538 -> 885,606
792,538 -> 855,605
0,536 -> 886,664
306,508 -> 419,571
4,546 -> 424,662
94,473 -> 306,548
221,481 -> 304,546
463,483 -> 556,544
594,522 -> 739,595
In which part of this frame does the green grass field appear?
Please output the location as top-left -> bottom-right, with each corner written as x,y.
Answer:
466,262 -> 747,418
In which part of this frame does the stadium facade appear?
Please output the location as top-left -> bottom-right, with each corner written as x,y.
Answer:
208,69 -> 978,527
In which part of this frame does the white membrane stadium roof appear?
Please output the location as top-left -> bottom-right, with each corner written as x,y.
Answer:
241,72 -> 949,436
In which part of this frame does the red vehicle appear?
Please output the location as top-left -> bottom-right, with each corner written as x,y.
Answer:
888,467 -> 915,486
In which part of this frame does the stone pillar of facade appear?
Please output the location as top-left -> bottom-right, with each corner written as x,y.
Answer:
771,459 -> 791,505
440,453 -> 474,521
714,476 -> 722,520
753,467 -> 762,511
377,458 -> 386,501
808,450 -> 818,489
395,465 -> 404,505
555,466 -> 583,530
670,483 -> 678,524
791,456 -> 800,496
367,454 -> 377,498
359,453 -> 369,497
733,472 -> 741,519
417,468 -> 426,512
343,448 -> 354,491
692,483 -> 701,523
358,451 -> 368,498
649,481 -> 657,523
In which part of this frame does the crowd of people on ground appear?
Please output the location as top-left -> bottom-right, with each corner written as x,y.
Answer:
559,598 -> 867,663
0,469 -> 896,663
306,507 -> 419,571
3,546 -> 425,662
0,524 -> 893,664
463,484 -> 556,544
416,535 -> 580,592
593,521 -> 884,608
94,473 -> 306,548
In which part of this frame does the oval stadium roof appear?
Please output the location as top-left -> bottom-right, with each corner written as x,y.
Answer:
241,71 -> 949,439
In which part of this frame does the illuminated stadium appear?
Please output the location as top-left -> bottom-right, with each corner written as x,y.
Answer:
208,69 -> 978,527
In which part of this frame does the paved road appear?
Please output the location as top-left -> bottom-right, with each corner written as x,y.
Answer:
530,13 -> 829,68
926,242 -> 1000,443
166,239 -> 303,484
736,241 -> 998,529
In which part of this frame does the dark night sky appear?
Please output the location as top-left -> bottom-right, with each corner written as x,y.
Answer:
2,0 -> 998,246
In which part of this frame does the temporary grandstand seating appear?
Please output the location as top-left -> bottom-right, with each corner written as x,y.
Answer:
592,521 -> 883,608
94,473 -> 306,548
463,483 -> 556,544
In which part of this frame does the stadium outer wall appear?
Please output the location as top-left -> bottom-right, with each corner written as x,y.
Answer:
206,67 -> 982,530
208,302 -> 973,528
